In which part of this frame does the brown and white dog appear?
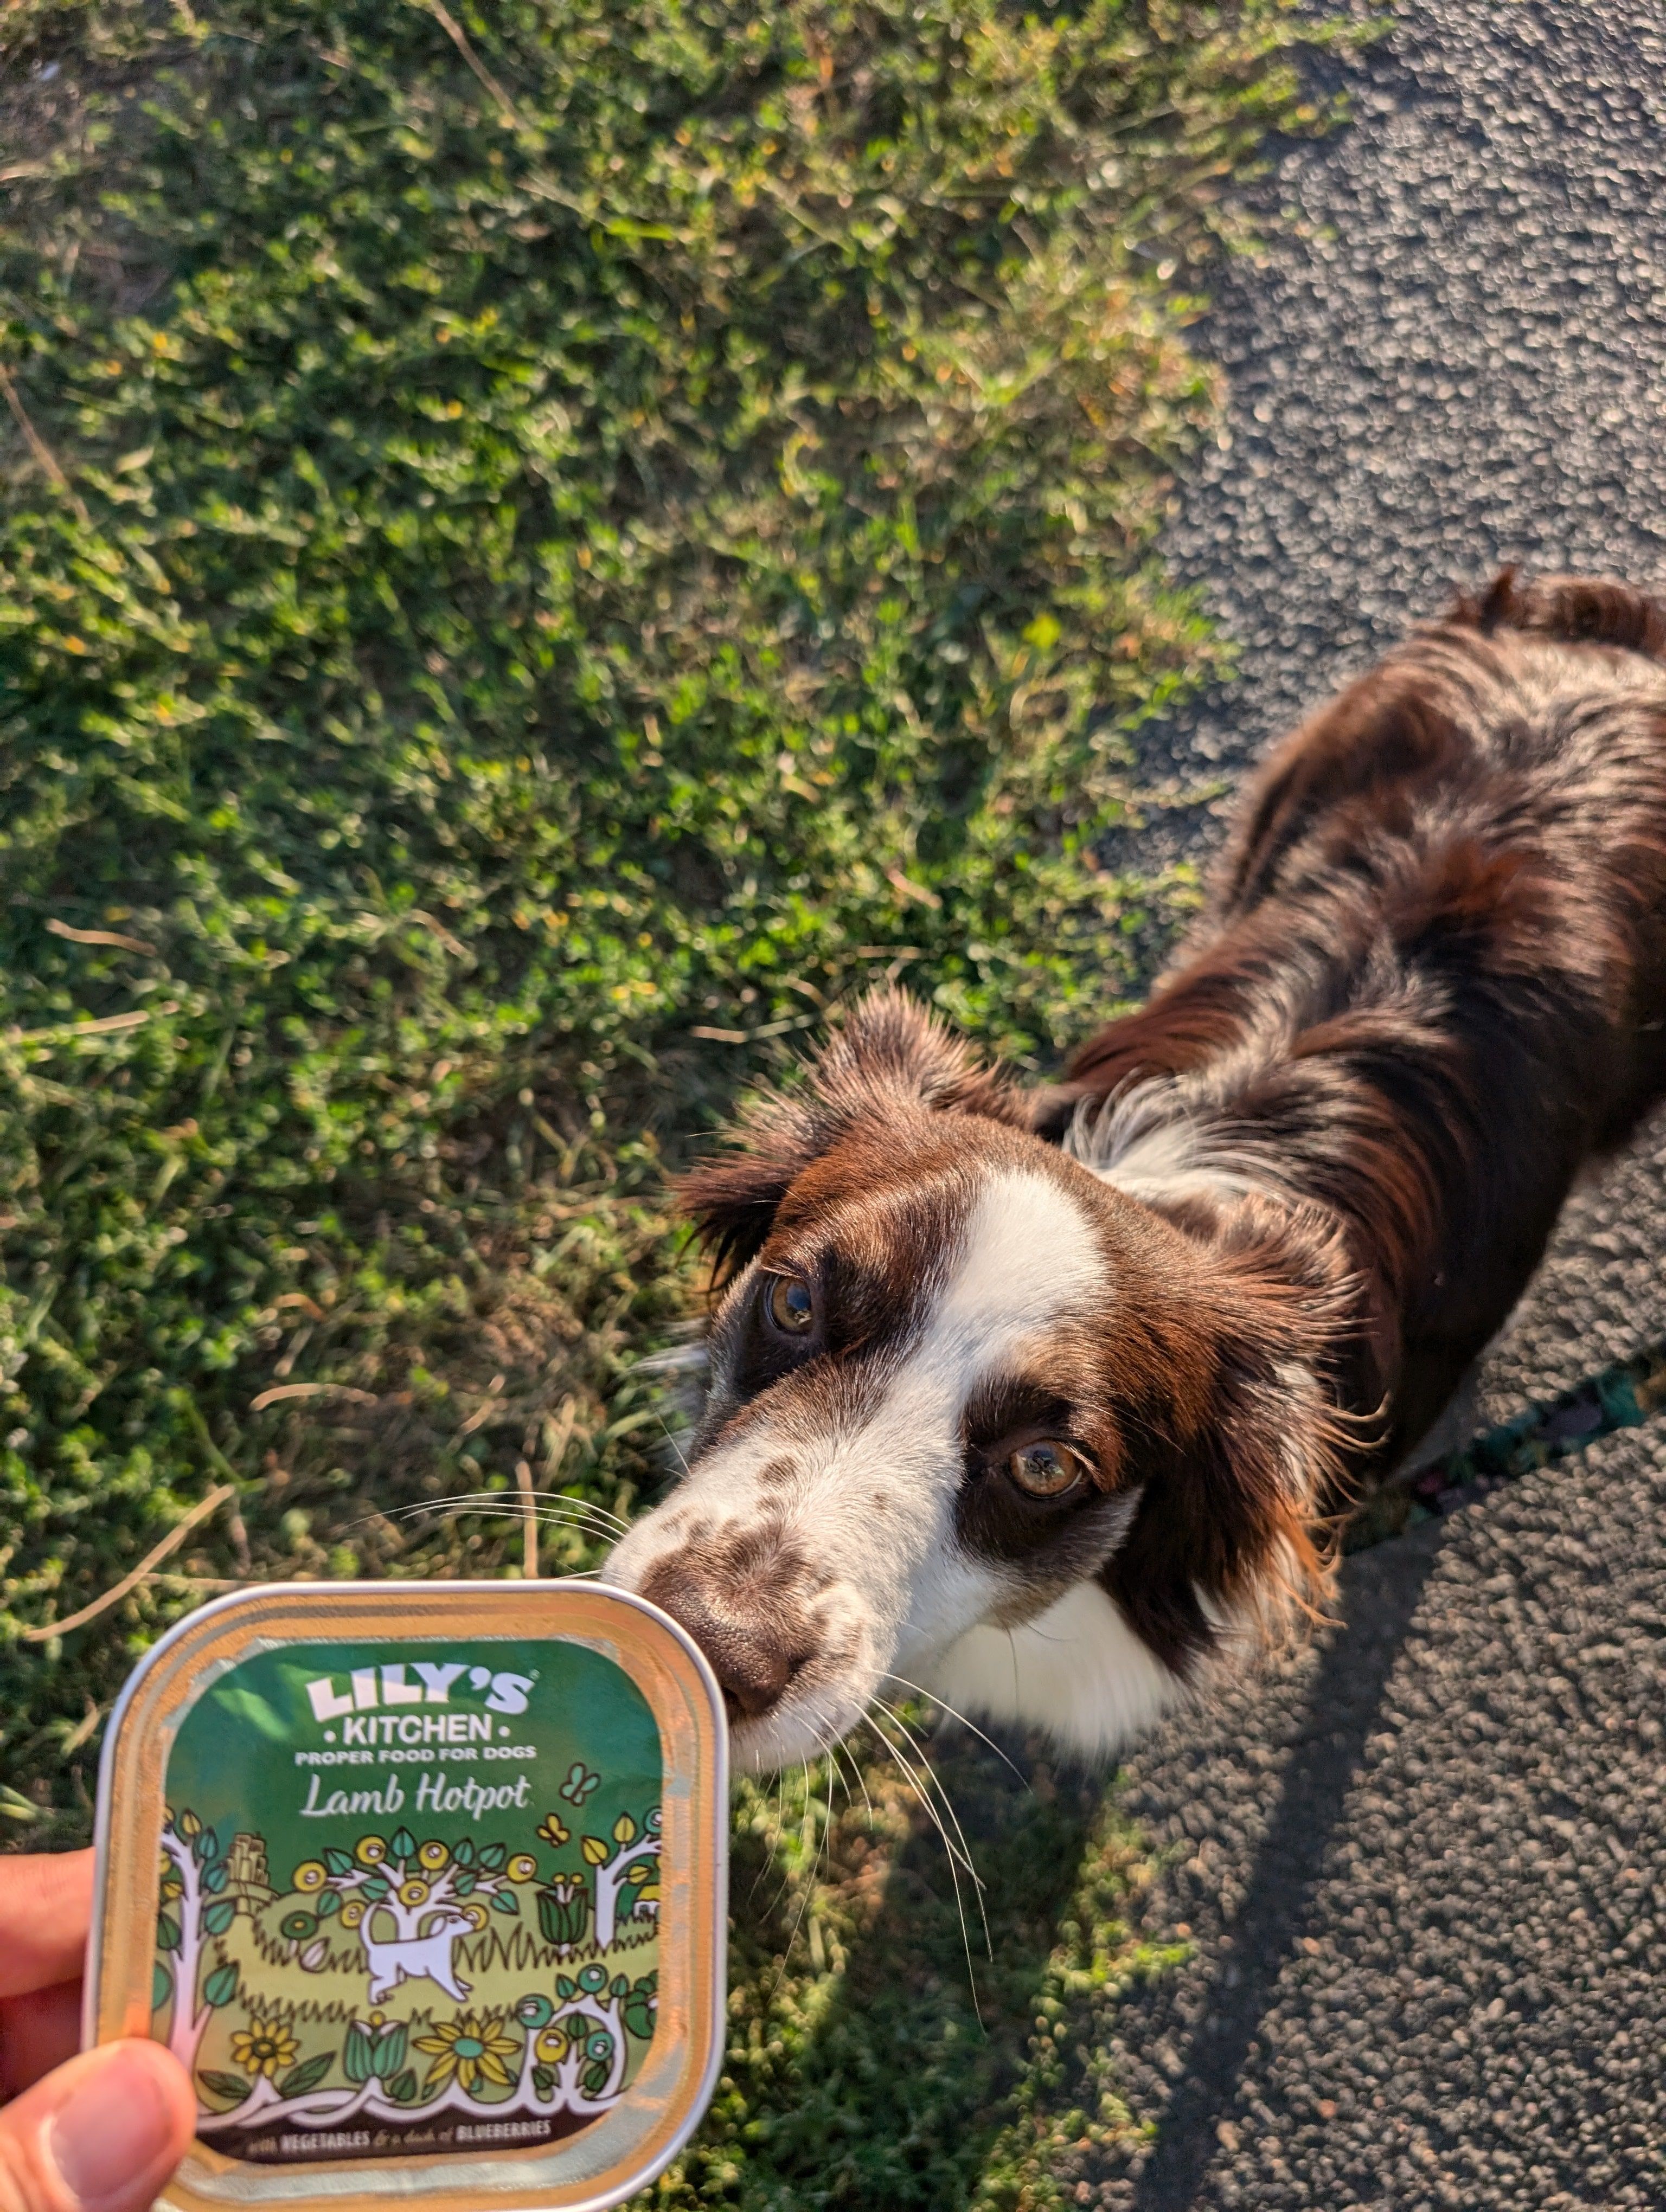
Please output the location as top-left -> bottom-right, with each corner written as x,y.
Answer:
604,572 -> 1666,1772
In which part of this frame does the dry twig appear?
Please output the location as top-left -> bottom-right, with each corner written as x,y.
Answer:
46,919 -> 158,956
414,0 -> 527,133
515,1457 -> 539,1578
24,1484 -> 235,1642
0,361 -> 89,525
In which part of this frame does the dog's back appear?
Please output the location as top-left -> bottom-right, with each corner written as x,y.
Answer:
1060,570 -> 1666,1458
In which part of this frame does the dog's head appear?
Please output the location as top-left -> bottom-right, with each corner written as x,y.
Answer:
604,993 -> 1340,1769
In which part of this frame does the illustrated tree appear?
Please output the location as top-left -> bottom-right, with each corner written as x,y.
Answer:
289,1826 -> 534,1978
513,1965 -> 657,2112
156,1809 -> 246,2075
579,1809 -> 661,1949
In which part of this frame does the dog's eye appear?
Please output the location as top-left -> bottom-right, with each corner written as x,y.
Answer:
1007,1441 -> 1087,1499
765,1274 -> 816,1335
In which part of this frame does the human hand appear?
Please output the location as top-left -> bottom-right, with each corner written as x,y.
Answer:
0,1850 -> 195,2212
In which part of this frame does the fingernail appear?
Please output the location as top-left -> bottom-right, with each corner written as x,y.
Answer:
48,2047 -> 182,2211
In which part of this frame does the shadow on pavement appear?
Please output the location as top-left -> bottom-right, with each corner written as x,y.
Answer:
1127,1523 -> 1448,2212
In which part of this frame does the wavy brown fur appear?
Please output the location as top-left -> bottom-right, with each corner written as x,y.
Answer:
1050,571 -> 1666,1485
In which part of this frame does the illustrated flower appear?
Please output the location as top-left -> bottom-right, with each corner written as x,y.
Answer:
534,2023 -> 571,2065
459,1900 -> 489,1931
536,1813 -> 570,1848
396,1877 -> 431,1907
229,2020 -> 299,2080
339,1900 -> 365,1930
559,1763 -> 599,1806
279,1911 -> 318,1944
506,1853 -> 539,1883
413,2009 -> 518,2095
355,1836 -> 387,1867
418,1840 -> 449,1872
291,1861 -> 326,1894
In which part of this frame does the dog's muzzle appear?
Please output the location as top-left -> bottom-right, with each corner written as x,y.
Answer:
636,1552 -> 819,1726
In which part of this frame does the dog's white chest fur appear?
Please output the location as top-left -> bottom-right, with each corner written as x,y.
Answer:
920,1580 -> 1187,1759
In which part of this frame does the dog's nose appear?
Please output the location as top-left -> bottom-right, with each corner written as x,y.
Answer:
640,1566 -> 810,1724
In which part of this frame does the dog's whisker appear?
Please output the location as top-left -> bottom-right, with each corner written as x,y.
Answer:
348,1498 -> 632,1561
790,1754 -> 838,1965
527,1509 -> 631,1538
743,1747 -> 813,1915
880,1670 -> 1031,1790
745,1796 -> 784,1911
872,1701 -> 985,1892
869,1707 -> 985,2011
838,1733 -> 879,1829
765,1760 -> 827,1994
529,1500 -> 632,1535
878,1701 -> 994,1967
377,1488 -> 632,1536
869,1705 -> 979,1898
759,1759 -> 816,1941
746,1771 -> 795,1910
651,1408 -> 694,1479
543,1506 -> 632,1536
828,1740 -> 868,1848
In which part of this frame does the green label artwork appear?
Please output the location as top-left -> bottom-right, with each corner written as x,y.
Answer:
151,1637 -> 662,2163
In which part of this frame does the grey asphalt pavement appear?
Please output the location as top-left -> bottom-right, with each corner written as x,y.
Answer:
1071,4 -> 1666,2205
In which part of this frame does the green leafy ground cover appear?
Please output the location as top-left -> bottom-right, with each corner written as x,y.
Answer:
0,2 -> 1344,2200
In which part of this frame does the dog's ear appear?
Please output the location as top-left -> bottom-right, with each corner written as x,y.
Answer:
807,988 -> 1030,1127
676,1088 -> 825,1282
680,989 -> 1028,1278
1103,1229 -> 1351,1674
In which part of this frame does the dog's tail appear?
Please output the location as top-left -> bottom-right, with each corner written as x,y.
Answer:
1450,565 -> 1666,660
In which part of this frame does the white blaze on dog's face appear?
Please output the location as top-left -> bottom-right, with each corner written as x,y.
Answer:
603,995 -> 1332,1771
606,1127 -> 1142,1766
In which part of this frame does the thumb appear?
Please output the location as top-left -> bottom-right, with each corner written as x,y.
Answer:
0,2042 -> 195,2212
